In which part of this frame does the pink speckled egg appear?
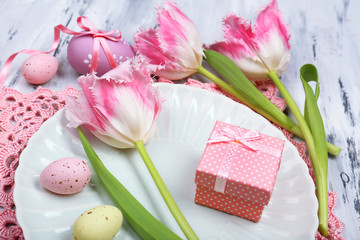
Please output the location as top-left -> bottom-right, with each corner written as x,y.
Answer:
67,34 -> 134,76
40,157 -> 92,195
21,53 -> 58,84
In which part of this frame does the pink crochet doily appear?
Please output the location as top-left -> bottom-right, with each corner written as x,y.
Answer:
0,80 -> 344,239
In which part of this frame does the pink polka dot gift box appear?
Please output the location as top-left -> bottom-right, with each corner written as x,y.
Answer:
194,121 -> 285,222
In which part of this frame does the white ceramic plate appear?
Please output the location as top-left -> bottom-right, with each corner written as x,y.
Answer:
14,83 -> 318,240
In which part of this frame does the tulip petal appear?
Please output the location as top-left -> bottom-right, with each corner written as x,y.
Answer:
209,41 -> 268,81
255,0 -> 290,50
101,60 -> 133,82
65,96 -> 86,128
66,60 -> 162,149
223,14 -> 257,57
92,73 -> 160,147
134,28 -> 193,80
65,74 -> 107,132
134,28 -> 175,66
133,0 -> 203,80
209,0 -> 290,82
156,1 -> 203,68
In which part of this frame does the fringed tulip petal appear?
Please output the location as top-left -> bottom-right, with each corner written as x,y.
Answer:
255,0 -> 290,50
209,0 -> 290,82
65,60 -> 162,149
134,0 -> 203,80
101,60 -> 133,82
157,1 -> 203,67
134,28 -> 174,66
65,74 -> 108,132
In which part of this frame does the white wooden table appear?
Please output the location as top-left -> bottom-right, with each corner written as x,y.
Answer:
0,0 -> 358,239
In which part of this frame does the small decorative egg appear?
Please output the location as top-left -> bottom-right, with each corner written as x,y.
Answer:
73,205 -> 123,240
67,34 -> 134,76
39,157 -> 92,195
21,53 -> 58,84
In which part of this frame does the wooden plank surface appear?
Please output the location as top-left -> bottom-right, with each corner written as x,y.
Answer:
0,0 -> 358,239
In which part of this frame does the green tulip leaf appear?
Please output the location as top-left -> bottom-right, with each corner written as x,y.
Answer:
203,50 -> 340,156
300,64 -> 329,236
203,50 -> 299,133
78,127 -> 181,240
300,63 -> 320,125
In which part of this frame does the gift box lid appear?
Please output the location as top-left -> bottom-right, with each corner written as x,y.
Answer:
195,121 -> 285,206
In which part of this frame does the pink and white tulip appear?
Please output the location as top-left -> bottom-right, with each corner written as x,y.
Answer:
134,0 -> 203,80
209,0 -> 290,82
65,60 -> 162,149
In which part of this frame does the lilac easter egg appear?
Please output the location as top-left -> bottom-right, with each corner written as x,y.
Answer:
40,157 -> 92,195
67,34 -> 134,76
21,54 -> 58,84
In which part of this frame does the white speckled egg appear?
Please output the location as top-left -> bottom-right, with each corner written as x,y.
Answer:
21,53 -> 58,84
73,205 -> 123,240
39,157 -> 91,195
67,34 -> 134,76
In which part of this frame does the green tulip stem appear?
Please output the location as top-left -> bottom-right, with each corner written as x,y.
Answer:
197,66 -> 246,102
268,71 -> 316,153
134,140 -> 199,240
268,70 -> 328,236
78,128 -> 182,239
197,64 -> 340,156
197,66 -> 287,128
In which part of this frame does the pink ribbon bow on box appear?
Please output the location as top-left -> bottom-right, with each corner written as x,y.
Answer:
0,16 -> 122,86
208,126 -> 282,193
208,127 -> 262,152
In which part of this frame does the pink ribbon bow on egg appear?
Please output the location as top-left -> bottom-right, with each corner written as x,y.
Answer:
0,16 -> 122,86
65,16 -> 122,72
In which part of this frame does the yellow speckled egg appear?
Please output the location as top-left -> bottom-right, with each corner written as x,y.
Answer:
72,205 -> 123,240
